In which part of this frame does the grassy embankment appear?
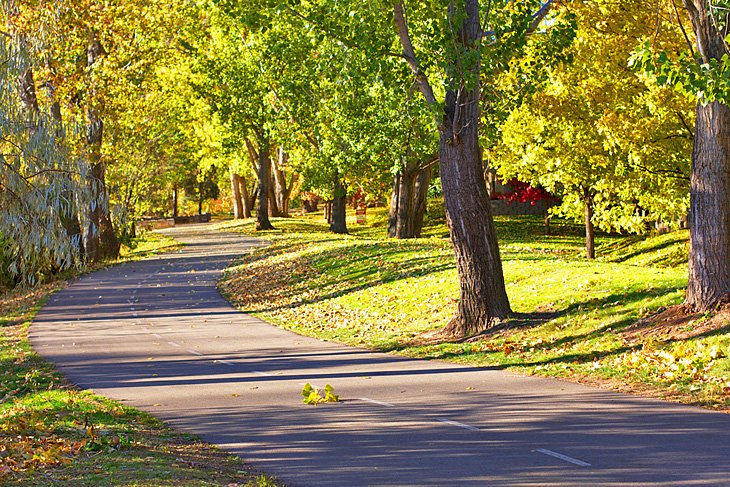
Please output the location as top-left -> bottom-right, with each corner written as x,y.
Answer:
219,208 -> 729,410
0,232 -> 277,486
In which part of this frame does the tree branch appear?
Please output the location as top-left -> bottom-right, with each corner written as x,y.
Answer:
526,0 -> 555,35
393,0 -> 438,111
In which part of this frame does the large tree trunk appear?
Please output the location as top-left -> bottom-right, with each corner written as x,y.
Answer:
685,100 -> 730,309
682,1 -> 730,310
256,136 -> 275,230
230,171 -> 244,219
417,2 -> 509,335
330,175 -> 348,234
437,0 -> 511,336
85,111 -> 120,261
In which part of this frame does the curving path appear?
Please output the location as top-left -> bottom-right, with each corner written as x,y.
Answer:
31,224 -> 730,486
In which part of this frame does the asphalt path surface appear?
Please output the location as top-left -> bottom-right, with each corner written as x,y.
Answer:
31,224 -> 730,486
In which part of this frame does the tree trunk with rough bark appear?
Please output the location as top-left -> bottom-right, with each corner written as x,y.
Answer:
387,170 -> 414,238
268,184 -> 283,217
272,147 -> 296,217
388,162 -> 432,239
330,175 -> 348,234
681,0 -> 730,310
255,136 -> 275,230
394,0 -> 512,336
685,99 -> 730,308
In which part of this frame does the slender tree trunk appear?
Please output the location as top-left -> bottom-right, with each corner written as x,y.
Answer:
240,175 -> 253,218
256,136 -> 275,230
330,175 -> 348,234
387,173 -> 401,236
584,190 -> 595,260
272,147 -> 294,217
231,171 -> 244,219
324,201 -> 333,223
172,185 -> 179,218
681,1 -> 730,310
412,164 -> 432,237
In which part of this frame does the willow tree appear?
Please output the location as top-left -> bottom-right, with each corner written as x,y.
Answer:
0,6 -> 90,284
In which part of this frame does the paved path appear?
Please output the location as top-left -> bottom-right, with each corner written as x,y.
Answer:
31,224 -> 730,486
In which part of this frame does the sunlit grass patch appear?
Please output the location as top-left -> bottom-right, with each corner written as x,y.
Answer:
220,210 -> 729,410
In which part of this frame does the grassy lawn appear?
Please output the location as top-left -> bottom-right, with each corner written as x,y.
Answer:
1,232 -> 278,486
218,208 -> 730,410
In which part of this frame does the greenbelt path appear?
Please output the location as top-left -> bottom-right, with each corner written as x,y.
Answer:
31,225 -> 730,486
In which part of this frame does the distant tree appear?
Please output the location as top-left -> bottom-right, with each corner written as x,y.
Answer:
498,0 -> 693,259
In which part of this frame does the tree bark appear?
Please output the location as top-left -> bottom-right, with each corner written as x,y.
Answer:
412,164 -> 432,238
255,136 -> 275,230
330,175 -> 348,234
230,171 -> 244,219
387,170 -> 414,238
272,147 -> 296,217
240,175 -> 253,218
685,100 -> 730,308
681,1 -> 730,310
85,37 -> 119,262
395,0 -> 512,336
388,162 -> 432,239
172,185 -> 179,218
268,184 -> 283,217
584,190 -> 595,260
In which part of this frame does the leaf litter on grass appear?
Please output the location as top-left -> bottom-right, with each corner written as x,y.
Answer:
219,211 -> 729,410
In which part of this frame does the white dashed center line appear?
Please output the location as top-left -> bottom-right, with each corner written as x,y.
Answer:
187,350 -> 203,356
437,419 -> 480,431
535,448 -> 591,467
359,397 -> 395,407
167,341 -> 181,347
253,370 -> 272,377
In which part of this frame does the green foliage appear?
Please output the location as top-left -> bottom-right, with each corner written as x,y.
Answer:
495,0 -> 692,236
301,383 -> 339,405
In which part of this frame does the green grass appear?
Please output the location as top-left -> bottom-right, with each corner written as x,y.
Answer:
218,209 -> 730,410
0,232 -> 279,485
